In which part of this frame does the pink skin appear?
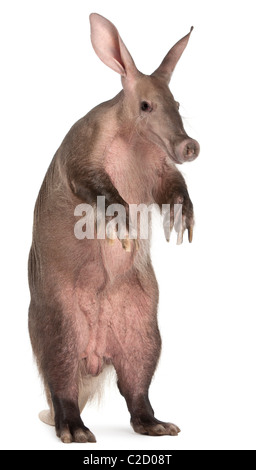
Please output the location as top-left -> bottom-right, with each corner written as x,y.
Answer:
28,13 -> 199,443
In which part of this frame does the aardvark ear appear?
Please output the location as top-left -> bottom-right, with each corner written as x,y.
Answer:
89,13 -> 138,79
152,27 -> 194,83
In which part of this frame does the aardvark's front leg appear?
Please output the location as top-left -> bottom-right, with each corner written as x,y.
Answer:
69,163 -> 134,251
153,165 -> 194,244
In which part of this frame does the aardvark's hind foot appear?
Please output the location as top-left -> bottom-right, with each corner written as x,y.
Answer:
57,425 -> 96,444
132,417 -> 180,436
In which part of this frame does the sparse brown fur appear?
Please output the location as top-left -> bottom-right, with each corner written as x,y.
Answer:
28,13 -> 199,442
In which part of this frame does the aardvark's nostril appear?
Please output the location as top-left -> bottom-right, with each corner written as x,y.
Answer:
185,141 -> 199,158
175,138 -> 200,163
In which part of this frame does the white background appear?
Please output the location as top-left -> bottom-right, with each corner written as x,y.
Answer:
1,0 -> 256,450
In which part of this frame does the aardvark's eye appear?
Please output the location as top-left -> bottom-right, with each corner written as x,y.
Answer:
141,101 -> 152,112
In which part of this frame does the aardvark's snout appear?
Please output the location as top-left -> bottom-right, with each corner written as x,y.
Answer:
175,138 -> 200,163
